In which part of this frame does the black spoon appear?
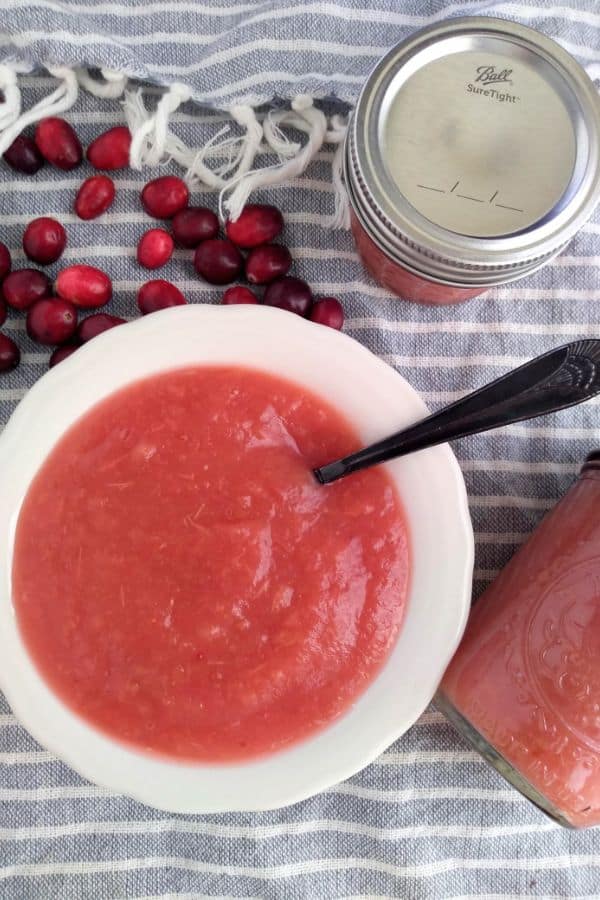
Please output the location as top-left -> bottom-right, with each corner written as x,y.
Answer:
314,339 -> 600,485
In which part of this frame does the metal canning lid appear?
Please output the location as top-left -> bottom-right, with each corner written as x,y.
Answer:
347,16 -> 600,287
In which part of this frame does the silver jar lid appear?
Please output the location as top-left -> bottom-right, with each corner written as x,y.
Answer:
347,16 -> 600,286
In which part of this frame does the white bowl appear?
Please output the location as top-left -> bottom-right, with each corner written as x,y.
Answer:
0,304 -> 473,813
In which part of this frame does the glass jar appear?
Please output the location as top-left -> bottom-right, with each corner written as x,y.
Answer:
437,452 -> 600,828
345,17 -> 600,305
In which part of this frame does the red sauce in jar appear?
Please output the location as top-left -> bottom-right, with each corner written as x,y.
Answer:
12,366 -> 410,762
440,462 -> 600,826
350,211 -> 486,305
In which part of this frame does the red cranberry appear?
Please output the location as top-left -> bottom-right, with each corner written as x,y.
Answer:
0,333 -> 20,372
194,239 -> 242,284
55,265 -> 112,308
34,117 -> 82,170
49,344 -> 79,367
309,297 -> 344,330
0,297 -> 6,328
2,269 -> 51,310
137,280 -> 187,315
263,277 -> 312,316
0,242 -> 11,280
246,244 -> 292,284
3,134 -> 44,175
141,176 -> 189,219
23,217 -> 66,265
27,298 -> 77,345
172,207 -> 219,248
75,175 -> 115,220
86,126 -> 131,170
222,286 -> 259,305
77,313 -> 126,342
226,204 -> 284,248
137,228 -> 174,269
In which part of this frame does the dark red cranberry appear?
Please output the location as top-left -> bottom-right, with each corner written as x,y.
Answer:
27,297 -> 78,345
55,265 -> 112,308
77,313 -> 126,342
194,239 -> 242,285
75,175 -> 115,220
137,229 -> 174,269
34,117 -> 82,170
23,217 -> 67,265
246,244 -> 292,284
49,344 -> 79,367
222,286 -> 259,305
225,204 -> 284,248
172,207 -> 219,247
0,333 -> 20,372
309,297 -> 344,330
0,297 -> 6,328
137,280 -> 187,314
3,134 -> 44,175
86,126 -> 131,170
2,269 -> 51,310
263,276 -> 313,316
0,242 -> 11,280
141,176 -> 189,219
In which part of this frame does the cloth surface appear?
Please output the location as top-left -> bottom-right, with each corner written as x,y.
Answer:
0,2 -> 600,898
0,1 -> 599,108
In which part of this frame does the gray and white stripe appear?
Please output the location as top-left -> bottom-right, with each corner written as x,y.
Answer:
1,4 -> 600,898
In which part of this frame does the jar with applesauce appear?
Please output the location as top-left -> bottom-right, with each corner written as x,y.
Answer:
345,17 -> 600,304
437,451 -> 600,827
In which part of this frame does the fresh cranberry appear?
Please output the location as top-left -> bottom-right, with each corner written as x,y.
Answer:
77,313 -> 126,342
3,134 -> 44,175
86,126 -> 131,170
0,297 -> 6,327
141,176 -> 189,219
246,244 -> 292,284
309,297 -> 344,330
263,276 -> 313,316
0,242 -> 11,280
172,207 -> 219,247
55,265 -> 112,308
137,280 -> 187,314
34,117 -> 82,170
2,269 -> 51,310
226,204 -> 284,248
22,217 -> 66,265
49,344 -> 79,367
27,298 -> 77,345
75,175 -> 116,220
0,333 -> 20,372
222,286 -> 259,305
194,239 -> 242,284
137,228 -> 174,269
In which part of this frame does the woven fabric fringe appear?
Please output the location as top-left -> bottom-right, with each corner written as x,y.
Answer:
0,62 -> 350,226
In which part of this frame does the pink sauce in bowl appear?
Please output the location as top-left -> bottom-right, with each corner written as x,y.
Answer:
12,365 -> 410,762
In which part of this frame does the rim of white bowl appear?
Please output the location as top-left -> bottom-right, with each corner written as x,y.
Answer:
0,304 -> 474,813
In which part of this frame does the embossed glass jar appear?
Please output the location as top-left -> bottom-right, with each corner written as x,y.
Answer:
437,452 -> 600,827
345,17 -> 600,305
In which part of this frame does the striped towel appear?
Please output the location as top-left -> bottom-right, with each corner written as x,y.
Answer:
1,2 -> 600,898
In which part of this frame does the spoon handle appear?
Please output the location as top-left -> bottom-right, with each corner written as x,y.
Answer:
315,339 -> 600,485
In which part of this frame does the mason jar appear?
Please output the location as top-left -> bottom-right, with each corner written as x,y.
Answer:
345,17 -> 600,304
437,451 -> 600,827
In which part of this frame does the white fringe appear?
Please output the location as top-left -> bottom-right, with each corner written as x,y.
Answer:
221,95 -> 328,221
0,63 -> 351,228
0,62 -> 26,132
76,67 -> 127,99
125,82 -> 192,169
0,64 -> 78,157
325,113 -> 350,230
